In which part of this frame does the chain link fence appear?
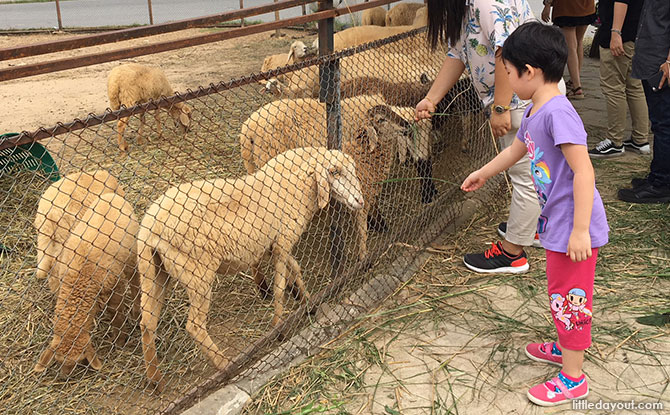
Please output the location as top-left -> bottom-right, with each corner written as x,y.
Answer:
0,28 -> 504,414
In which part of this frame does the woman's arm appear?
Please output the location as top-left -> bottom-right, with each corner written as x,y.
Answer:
561,143 -> 595,262
415,56 -> 466,120
491,47 -> 514,138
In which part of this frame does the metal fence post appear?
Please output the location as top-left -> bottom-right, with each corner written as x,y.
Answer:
318,0 -> 346,277
147,0 -> 154,25
274,0 -> 282,37
54,0 -> 63,30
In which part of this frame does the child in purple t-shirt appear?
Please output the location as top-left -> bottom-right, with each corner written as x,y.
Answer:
461,21 -> 609,406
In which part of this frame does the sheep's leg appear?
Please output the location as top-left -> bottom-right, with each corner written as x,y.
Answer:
139,250 -> 169,392
154,109 -> 162,137
184,270 -> 228,369
285,255 -> 309,304
35,232 -> 52,280
416,158 -> 437,204
252,263 -> 271,299
366,205 -> 388,233
116,118 -> 130,153
106,290 -> 129,346
355,209 -> 369,262
271,247 -> 289,327
137,112 -> 146,145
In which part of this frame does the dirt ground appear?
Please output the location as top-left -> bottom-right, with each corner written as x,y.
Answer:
0,27 -> 316,134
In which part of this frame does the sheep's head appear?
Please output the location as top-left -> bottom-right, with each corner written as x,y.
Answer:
312,149 -> 364,211
34,332 -> 102,377
286,41 -> 316,64
264,78 -> 285,96
367,105 -> 430,165
169,102 -> 192,133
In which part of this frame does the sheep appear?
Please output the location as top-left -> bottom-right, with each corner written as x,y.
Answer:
313,25 -> 419,51
361,6 -> 386,26
107,63 -> 192,153
136,147 -> 364,390
35,170 -> 125,292
239,95 -> 432,234
264,52 -> 434,107
386,3 -> 425,26
34,192 -> 140,377
259,40 -> 317,87
412,6 -> 428,27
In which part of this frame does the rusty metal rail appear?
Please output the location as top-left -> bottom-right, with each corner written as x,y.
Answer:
0,0 -> 401,83
0,0 -> 313,61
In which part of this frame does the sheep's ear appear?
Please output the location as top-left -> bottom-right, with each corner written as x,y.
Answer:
364,125 -> 379,152
85,344 -> 102,370
179,107 -> 191,128
313,163 -> 330,210
34,346 -> 55,373
286,48 -> 295,65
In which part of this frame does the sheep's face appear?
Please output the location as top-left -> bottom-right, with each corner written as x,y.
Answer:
170,103 -> 192,133
34,334 -> 102,377
264,78 -> 283,96
322,151 -> 364,211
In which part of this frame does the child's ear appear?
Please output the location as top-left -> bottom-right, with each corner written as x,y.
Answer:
525,64 -> 536,79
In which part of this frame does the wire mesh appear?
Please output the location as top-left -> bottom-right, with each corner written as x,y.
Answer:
0,28 -> 504,414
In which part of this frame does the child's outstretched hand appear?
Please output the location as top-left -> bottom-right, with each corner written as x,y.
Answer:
567,230 -> 592,262
461,170 -> 487,192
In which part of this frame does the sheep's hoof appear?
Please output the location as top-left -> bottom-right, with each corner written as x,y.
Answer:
421,180 -> 438,204
147,372 -> 166,394
257,281 -> 272,300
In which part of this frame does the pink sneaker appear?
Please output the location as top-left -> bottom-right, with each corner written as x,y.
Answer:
525,342 -> 563,366
527,372 -> 589,406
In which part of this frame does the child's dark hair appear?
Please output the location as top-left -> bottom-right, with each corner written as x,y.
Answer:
501,21 -> 568,83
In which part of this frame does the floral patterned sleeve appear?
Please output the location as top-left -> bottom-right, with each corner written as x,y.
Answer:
478,0 -> 527,50
447,36 -> 465,62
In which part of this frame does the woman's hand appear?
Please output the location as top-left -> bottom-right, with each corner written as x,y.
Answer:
541,5 -> 551,22
415,97 -> 436,121
566,230 -> 592,262
461,169 -> 488,192
610,32 -> 624,57
490,110 -> 511,138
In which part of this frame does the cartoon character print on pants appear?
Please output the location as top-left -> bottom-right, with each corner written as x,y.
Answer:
550,293 -> 573,330
550,288 -> 592,332
567,288 -> 592,330
523,132 -> 551,207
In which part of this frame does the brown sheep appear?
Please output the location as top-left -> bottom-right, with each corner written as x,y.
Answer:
136,147 -> 364,391
35,170 -> 125,292
362,6 -> 386,26
107,63 -> 192,153
386,2 -> 425,26
34,192 -> 140,377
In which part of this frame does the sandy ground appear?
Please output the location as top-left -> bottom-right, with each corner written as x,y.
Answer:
0,27 -> 315,134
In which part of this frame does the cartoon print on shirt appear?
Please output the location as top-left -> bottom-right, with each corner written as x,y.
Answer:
550,293 -> 573,330
523,131 -> 552,206
567,288 -> 592,330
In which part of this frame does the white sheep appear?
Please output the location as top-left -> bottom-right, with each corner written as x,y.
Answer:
386,2 -> 425,26
240,95 -> 432,235
362,6 -> 386,26
35,170 -> 125,292
34,192 -> 140,377
107,63 -> 192,153
260,41 -> 315,74
136,147 -> 364,391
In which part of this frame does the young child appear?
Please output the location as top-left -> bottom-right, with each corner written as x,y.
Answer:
461,21 -> 609,406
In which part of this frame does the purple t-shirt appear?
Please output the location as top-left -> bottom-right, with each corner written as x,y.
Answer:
516,95 -> 609,252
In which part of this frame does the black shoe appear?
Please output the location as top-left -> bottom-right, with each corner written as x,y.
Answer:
588,139 -> 624,158
618,184 -> 670,203
463,241 -> 529,274
622,138 -> 651,155
631,177 -> 649,189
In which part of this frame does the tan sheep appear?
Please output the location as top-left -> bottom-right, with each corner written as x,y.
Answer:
386,2 -> 425,26
362,6 -> 386,26
107,63 -> 192,153
136,147 -> 364,390
264,51 -> 434,107
35,170 -> 125,292
260,41 -> 316,74
412,6 -> 428,27
239,95 -> 431,236
34,192 -> 140,377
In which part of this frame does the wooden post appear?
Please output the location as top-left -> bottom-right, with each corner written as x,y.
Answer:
54,0 -> 63,30
274,0 -> 281,37
147,0 -> 154,25
239,0 -> 245,27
